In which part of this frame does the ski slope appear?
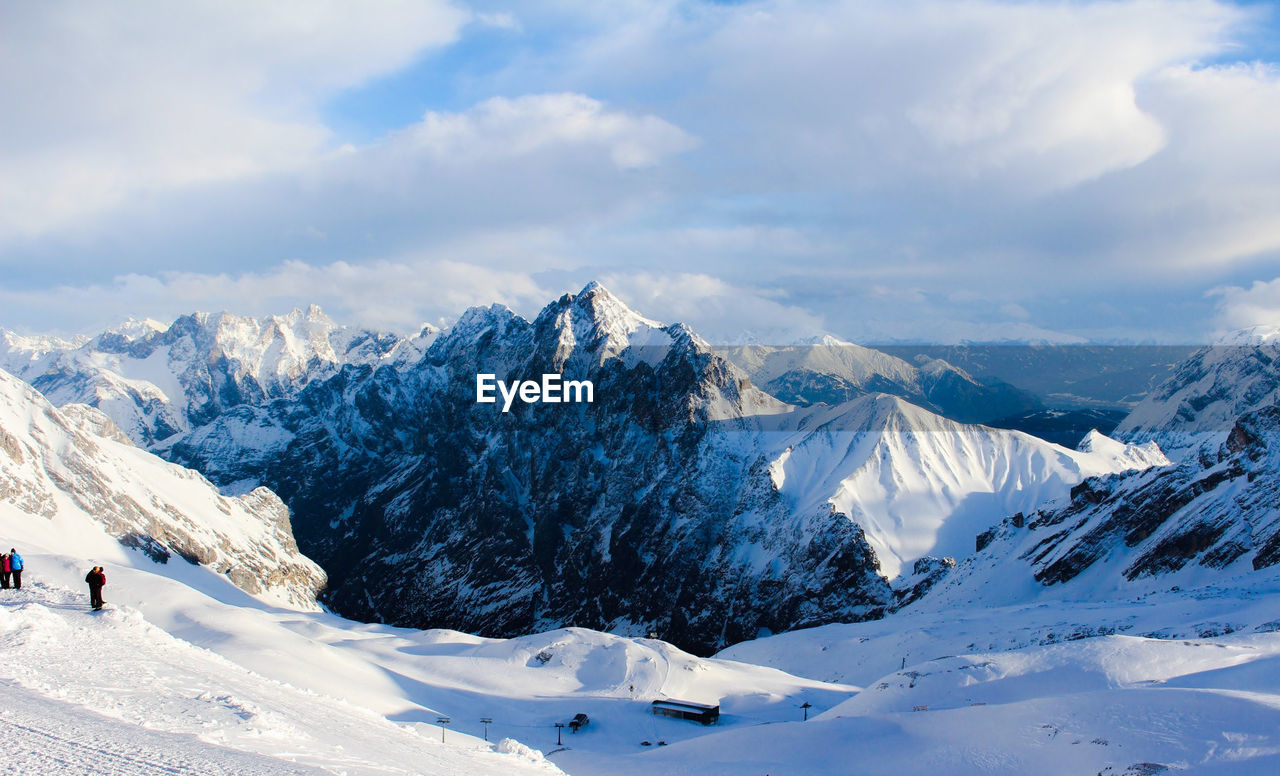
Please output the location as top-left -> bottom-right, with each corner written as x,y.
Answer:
1,681 -> 332,776
0,501 -> 851,775
0,582 -> 568,776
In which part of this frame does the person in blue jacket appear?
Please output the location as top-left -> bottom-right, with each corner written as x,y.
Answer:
8,549 -> 22,589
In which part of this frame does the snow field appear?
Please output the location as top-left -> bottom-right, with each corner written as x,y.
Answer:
705,584 -> 1280,775
0,583 -> 565,776
1,682 -> 331,776
0,494 -> 853,775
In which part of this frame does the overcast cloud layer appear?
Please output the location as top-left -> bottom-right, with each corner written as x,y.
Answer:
2,0 -> 1279,343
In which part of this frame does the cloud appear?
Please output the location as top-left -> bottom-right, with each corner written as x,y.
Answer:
1210,277 -> 1280,333
405,93 -> 696,169
506,0 -> 1241,191
3,0 -> 1280,344
0,92 -> 697,286
598,271 -> 827,343
1077,61 -> 1280,268
0,256 -> 553,336
0,0 -> 468,241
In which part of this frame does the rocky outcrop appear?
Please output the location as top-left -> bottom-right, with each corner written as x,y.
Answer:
0,370 -> 325,609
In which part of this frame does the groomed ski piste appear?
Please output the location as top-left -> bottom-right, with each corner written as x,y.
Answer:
6,510 -> 1280,775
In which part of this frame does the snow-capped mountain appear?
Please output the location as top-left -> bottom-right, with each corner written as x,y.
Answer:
9,295 -> 1280,774
0,368 -> 324,608
69,283 -> 1146,653
917,404 -> 1280,612
157,285 -> 889,653
763,397 -> 1166,579
882,326 -> 1280,616
721,337 -> 1041,423
1113,325 -> 1280,458
0,307 -> 435,446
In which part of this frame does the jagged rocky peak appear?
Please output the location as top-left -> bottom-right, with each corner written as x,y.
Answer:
445,302 -> 523,342
535,281 -> 671,370
1,304 -> 425,448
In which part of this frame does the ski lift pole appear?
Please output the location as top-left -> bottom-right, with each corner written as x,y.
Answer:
555,722 -> 566,746
801,702 -> 812,721
437,716 -> 451,743
481,717 -> 493,742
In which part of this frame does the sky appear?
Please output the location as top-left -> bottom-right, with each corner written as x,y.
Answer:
2,0 -> 1280,344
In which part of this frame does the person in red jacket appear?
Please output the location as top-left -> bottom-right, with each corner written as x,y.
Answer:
85,566 -> 106,610
0,552 -> 10,589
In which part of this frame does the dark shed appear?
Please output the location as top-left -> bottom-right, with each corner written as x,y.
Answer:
650,699 -> 720,725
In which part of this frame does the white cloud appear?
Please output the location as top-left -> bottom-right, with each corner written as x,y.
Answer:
473,11 -> 522,31
1000,303 -> 1031,321
1210,277 -> 1280,333
0,257 -> 552,336
1086,61 -> 1280,267
3,0 -> 1280,344
0,0 -> 468,241
528,0 -> 1242,191
404,93 -> 696,169
598,271 -> 827,343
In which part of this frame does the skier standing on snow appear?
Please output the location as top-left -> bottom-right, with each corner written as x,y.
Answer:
0,552 -> 10,589
7,549 -> 21,589
85,566 -> 106,610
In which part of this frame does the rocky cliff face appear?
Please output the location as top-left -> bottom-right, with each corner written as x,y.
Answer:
0,369 -> 325,609
160,286 -> 892,652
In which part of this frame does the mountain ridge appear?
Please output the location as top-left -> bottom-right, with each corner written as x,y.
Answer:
1,283 -> 1174,652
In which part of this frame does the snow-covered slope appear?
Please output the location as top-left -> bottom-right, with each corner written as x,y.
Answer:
758,396 -> 1166,578
1114,324 -> 1280,458
706,568 -> 1280,776
0,368 -> 324,607
0,488 -> 850,775
0,307 -> 435,446
906,405 -> 1280,616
